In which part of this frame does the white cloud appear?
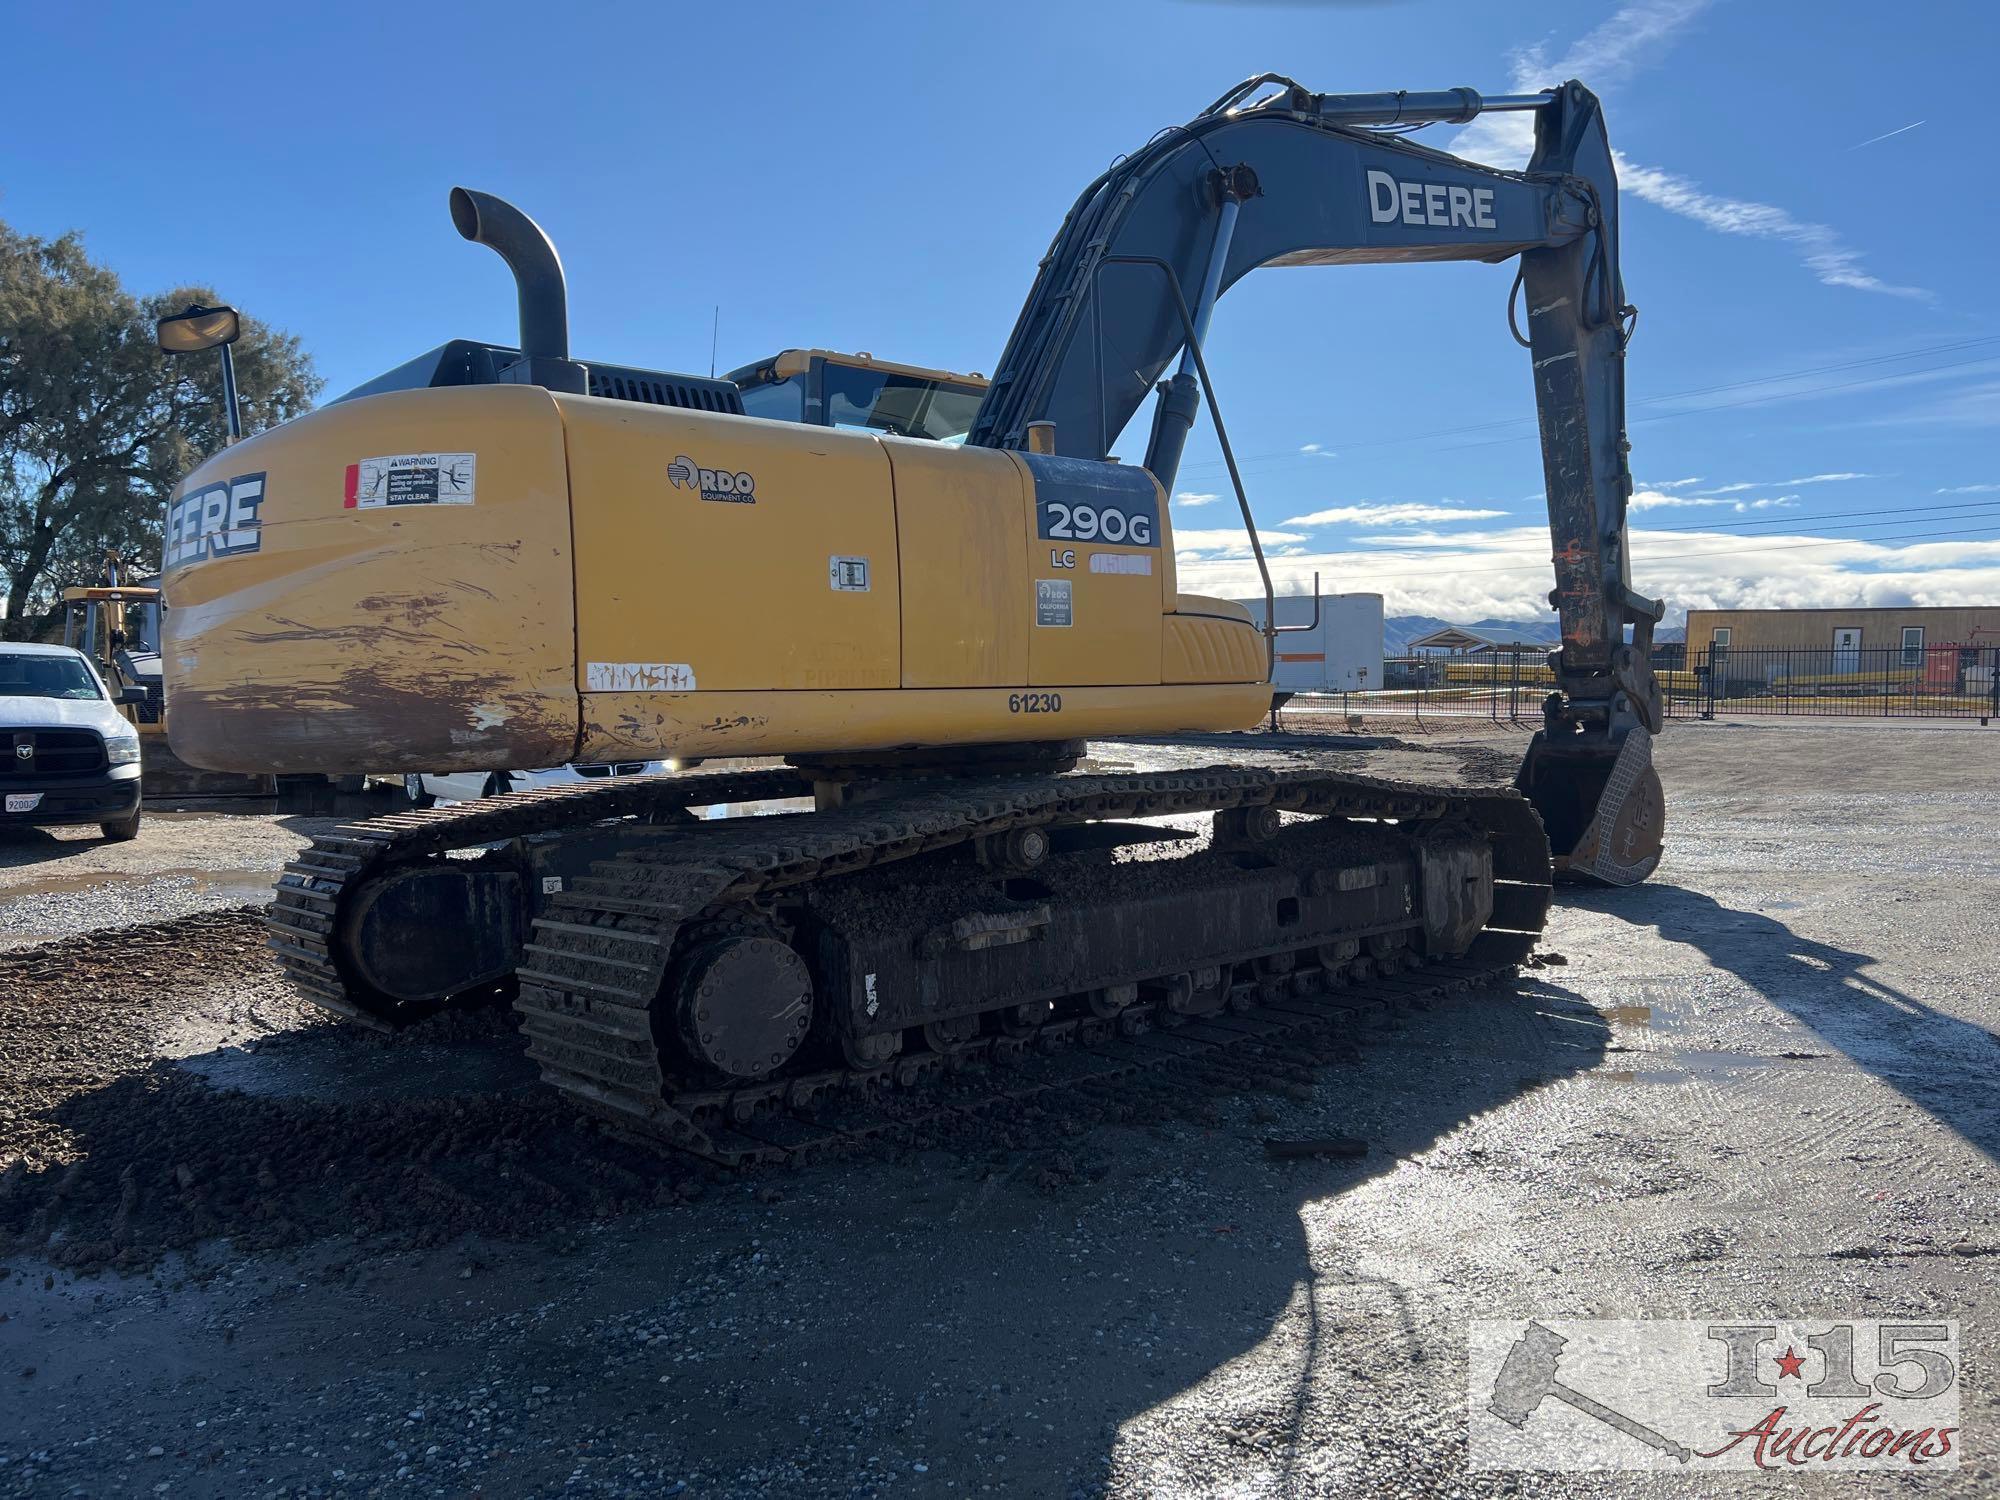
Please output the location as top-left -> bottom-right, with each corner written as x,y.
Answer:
1173,528 -> 1307,555
1450,0 -> 1713,164
1299,443 -> 1322,453
1865,380 -> 2000,428
1448,2 -> 1922,300
1175,521 -> 2000,622
1705,482 -> 1756,494
1617,159 -> 1928,300
1648,477 -> 1705,490
1938,484 -> 2000,494
1630,489 -> 1799,514
1782,472 -> 1874,484
1281,503 -> 1507,527
1173,491 -> 1222,507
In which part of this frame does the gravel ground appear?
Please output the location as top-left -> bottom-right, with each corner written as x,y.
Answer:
0,806 -> 339,949
1,721 -> 1995,1496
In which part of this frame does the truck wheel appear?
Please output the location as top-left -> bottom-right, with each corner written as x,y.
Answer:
404,773 -> 436,809
100,806 -> 142,842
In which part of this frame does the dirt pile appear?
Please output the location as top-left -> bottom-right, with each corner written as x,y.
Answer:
0,912 -> 708,1272
1,910 -> 1385,1275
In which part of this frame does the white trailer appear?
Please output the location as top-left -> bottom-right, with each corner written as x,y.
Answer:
1233,591 -> 1384,696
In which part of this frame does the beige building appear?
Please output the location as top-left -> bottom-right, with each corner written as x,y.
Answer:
1684,606 -> 2000,660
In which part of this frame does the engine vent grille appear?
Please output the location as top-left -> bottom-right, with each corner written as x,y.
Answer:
588,367 -> 746,415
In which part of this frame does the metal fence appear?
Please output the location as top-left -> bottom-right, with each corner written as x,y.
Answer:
1277,644 -> 1999,729
1670,644 -> 1999,722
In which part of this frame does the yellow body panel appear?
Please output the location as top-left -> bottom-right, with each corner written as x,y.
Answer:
579,684 -> 1271,761
563,400 -> 901,692
1026,478 -> 1163,689
884,438 -> 1029,687
163,386 -> 580,772
1166,600 -> 1268,684
162,388 -> 1268,774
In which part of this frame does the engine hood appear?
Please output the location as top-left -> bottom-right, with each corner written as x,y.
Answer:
0,695 -> 125,733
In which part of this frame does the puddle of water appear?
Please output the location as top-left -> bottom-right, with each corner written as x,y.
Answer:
1603,1005 -> 1653,1027
173,1035 -> 537,1101
1592,1048 -> 1834,1086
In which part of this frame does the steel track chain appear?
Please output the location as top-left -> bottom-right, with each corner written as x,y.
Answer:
507,768 -> 1552,1163
266,768 -> 813,1029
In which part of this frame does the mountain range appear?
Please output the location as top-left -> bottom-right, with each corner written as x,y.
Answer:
1382,615 -> 1684,653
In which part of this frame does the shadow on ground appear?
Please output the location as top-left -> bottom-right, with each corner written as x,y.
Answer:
3,964 -> 1607,1494
1587,884 -> 2000,1163
0,823 -> 117,867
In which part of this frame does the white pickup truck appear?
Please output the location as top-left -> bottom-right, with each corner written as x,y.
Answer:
1,642 -> 146,841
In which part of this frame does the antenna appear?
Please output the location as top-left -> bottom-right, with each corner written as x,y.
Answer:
710,306 -> 720,378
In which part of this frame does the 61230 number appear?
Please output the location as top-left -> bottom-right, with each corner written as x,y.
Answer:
1008,692 -> 1063,714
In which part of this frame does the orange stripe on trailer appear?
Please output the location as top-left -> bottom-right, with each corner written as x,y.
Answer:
1276,651 -> 1326,663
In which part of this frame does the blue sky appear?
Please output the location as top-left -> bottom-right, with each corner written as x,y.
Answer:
6,0 -> 1995,623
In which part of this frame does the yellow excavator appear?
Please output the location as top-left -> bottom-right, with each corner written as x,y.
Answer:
159,76 -> 1663,1161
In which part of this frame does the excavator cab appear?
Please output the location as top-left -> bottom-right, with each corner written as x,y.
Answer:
730,350 -> 989,444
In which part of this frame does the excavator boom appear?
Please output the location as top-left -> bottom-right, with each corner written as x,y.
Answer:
971,77 -> 1664,881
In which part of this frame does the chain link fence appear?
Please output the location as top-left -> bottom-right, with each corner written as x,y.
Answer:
1276,645 -> 1998,729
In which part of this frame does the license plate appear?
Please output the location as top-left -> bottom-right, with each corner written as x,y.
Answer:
6,793 -> 43,813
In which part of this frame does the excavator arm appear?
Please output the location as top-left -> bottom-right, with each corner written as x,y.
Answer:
969,76 -> 1665,883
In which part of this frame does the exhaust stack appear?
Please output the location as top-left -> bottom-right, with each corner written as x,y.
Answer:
448,187 -> 588,394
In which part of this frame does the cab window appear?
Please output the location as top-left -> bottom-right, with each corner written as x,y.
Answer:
738,374 -> 806,424
822,363 -> 984,443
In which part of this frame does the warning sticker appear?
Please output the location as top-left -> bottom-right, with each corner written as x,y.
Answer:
343,453 -> 477,509
1035,579 -> 1073,628
585,662 -> 696,692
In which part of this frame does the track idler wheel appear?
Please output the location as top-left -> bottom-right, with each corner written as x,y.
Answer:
974,826 -> 1050,872
923,1015 -> 981,1053
841,1030 -> 903,1070
999,1000 -> 1053,1036
1214,804 -> 1281,845
672,937 -> 815,1081
1087,983 -> 1139,1019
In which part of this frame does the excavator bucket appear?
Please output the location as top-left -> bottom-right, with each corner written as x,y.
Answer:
1516,726 -> 1664,886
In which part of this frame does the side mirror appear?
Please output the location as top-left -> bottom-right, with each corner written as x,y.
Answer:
156,303 -> 245,442
118,685 -> 148,706
156,304 -> 241,353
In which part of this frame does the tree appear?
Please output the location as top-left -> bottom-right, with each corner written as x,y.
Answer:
0,220 -> 321,638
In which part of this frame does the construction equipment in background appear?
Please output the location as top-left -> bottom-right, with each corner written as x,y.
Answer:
61,555 -> 271,798
61,556 -> 163,729
157,75 -> 1663,1160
